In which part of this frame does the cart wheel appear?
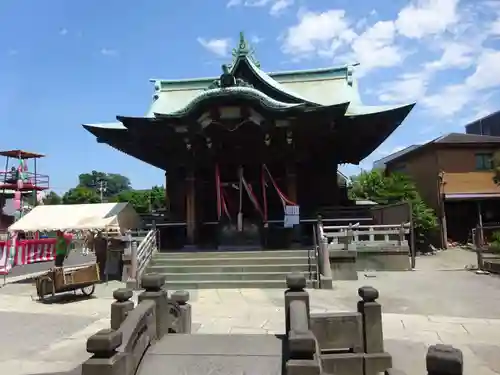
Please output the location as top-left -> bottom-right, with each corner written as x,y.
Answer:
81,285 -> 95,297
38,279 -> 50,303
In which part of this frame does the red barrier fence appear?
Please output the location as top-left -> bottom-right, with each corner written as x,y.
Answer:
0,235 -> 73,275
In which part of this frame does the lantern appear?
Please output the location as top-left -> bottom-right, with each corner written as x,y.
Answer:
17,179 -> 23,190
13,198 -> 20,210
14,191 -> 21,200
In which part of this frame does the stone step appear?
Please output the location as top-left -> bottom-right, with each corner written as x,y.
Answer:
147,264 -> 312,274
150,256 -> 310,266
164,279 -> 316,290
154,249 -> 311,259
159,271 -> 316,282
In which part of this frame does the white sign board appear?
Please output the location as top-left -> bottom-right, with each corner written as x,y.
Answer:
284,205 -> 300,228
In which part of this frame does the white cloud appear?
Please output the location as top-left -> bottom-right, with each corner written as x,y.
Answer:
465,49 -> 500,90
270,0 -> 293,16
491,18 -> 500,36
250,35 -> 264,44
197,37 -> 232,57
100,48 -> 117,56
424,42 -> 475,71
395,0 -> 460,39
282,12 -> 403,75
281,10 -> 354,57
420,84 -> 471,117
227,0 -> 292,16
378,72 -> 429,103
421,49 -> 500,117
351,21 -> 404,75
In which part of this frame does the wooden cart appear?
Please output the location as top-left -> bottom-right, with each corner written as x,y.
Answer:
35,263 -> 100,303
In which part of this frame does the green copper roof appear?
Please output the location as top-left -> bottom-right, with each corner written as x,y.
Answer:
154,86 -> 304,117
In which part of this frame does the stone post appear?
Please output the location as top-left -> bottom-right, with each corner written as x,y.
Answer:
398,223 -> 406,246
285,273 -> 310,334
285,274 -> 321,375
82,329 -> 125,375
171,290 -> 192,334
125,239 -> 138,290
357,286 -> 384,353
138,274 -> 169,340
345,223 -> 354,250
320,237 -> 333,289
426,344 -> 463,375
110,288 -> 134,330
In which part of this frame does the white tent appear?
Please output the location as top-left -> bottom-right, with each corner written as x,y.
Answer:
8,202 -> 141,232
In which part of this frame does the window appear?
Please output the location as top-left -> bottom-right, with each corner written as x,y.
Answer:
475,153 -> 493,170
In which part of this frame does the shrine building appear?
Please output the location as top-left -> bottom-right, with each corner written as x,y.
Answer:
83,33 -> 415,251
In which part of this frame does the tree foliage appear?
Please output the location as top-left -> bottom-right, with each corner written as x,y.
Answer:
78,170 -> 132,197
115,186 -> 166,214
42,191 -> 62,205
348,169 -> 437,244
62,186 -> 101,205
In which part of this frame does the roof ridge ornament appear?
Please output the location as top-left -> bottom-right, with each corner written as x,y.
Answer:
230,31 -> 261,69
206,64 -> 254,90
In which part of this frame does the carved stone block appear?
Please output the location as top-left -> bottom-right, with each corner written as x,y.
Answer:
426,344 -> 463,375
310,312 -> 363,352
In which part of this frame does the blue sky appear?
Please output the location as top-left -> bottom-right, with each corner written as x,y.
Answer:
0,0 -> 499,193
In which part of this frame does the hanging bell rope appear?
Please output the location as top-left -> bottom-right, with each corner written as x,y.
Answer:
263,164 -> 297,209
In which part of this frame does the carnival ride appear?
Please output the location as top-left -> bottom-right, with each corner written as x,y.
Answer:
0,149 -> 49,218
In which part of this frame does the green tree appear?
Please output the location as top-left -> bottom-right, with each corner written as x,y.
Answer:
42,191 -> 62,205
348,169 -> 437,244
78,171 -> 131,197
115,186 -> 166,214
62,186 -> 100,204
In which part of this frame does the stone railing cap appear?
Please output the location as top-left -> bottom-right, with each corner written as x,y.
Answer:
171,290 -> 190,304
286,273 -> 306,290
86,329 -> 123,354
358,286 -> 379,302
141,273 -> 166,290
113,288 -> 134,302
426,344 -> 463,374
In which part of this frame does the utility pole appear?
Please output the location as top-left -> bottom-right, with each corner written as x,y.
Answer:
97,180 -> 107,203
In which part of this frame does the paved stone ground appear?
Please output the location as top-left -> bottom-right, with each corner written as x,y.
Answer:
1,249 -> 499,375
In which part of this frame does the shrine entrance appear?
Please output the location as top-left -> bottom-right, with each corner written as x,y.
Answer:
216,164 -> 264,250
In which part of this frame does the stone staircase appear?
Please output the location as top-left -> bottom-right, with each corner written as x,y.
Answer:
145,249 -> 317,289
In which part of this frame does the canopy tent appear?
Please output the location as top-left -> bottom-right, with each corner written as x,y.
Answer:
8,202 -> 141,232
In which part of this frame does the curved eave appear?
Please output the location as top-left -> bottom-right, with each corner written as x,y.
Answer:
153,86 -> 310,119
82,122 -> 167,169
340,103 -> 416,163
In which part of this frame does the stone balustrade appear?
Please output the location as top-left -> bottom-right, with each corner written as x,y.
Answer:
82,273 -> 192,375
81,272 -> 463,375
318,222 -> 412,276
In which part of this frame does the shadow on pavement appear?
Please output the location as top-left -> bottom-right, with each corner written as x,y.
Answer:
38,293 -> 97,305
25,365 -> 82,375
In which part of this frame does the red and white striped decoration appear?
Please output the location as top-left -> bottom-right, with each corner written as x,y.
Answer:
0,239 -> 58,275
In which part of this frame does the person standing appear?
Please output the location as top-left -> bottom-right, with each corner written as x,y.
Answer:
55,230 -> 69,268
93,231 -> 108,280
